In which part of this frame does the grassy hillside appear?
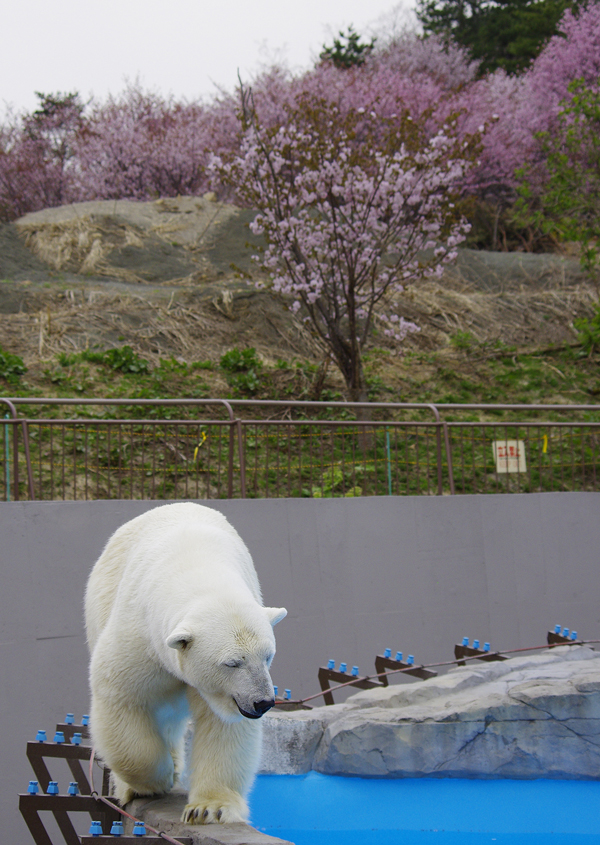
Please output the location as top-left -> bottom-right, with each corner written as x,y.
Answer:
1,198 -> 599,418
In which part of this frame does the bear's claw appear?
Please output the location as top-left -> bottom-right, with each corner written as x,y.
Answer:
182,799 -> 245,825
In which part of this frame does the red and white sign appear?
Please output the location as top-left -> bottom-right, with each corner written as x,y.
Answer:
492,440 -> 527,474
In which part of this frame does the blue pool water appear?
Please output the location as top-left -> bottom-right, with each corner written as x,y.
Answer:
249,773 -> 600,844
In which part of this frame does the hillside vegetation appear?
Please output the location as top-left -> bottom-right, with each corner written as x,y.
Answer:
0,198 -> 598,414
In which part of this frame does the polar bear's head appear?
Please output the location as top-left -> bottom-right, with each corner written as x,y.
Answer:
167,600 -> 287,723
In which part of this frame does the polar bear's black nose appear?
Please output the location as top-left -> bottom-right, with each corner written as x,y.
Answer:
254,698 -> 275,715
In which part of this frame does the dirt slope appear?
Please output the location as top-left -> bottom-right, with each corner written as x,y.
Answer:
0,197 -> 595,378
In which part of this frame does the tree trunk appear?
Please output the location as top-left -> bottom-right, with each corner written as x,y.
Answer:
347,357 -> 372,421
346,361 -> 373,452
330,335 -> 373,427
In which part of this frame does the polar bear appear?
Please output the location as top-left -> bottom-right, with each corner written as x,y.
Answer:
84,502 -> 286,825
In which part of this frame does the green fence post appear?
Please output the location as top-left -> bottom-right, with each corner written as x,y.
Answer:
386,429 -> 392,496
4,413 -> 9,502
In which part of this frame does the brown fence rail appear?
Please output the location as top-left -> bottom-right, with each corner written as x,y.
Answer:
1,398 -> 599,500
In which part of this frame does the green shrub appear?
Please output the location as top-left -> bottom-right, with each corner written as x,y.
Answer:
220,347 -> 261,373
450,330 -> 477,353
79,345 -> 150,374
104,346 -> 149,373
79,349 -> 106,365
574,304 -> 600,356
0,347 -> 27,383
220,347 -> 262,394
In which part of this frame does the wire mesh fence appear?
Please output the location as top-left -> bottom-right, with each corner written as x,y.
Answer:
21,420 -> 239,501
449,422 -> 600,494
1,399 -> 599,501
239,420 -> 445,498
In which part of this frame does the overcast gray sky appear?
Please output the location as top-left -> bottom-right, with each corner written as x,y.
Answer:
3,0 -> 414,115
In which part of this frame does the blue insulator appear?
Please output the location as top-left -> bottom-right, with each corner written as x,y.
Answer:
339,662 -> 347,673
28,781 -> 39,794
65,713 -> 74,725
46,782 -> 59,795
483,642 -> 491,652
384,648 -> 392,658
327,659 -> 335,670
284,689 -> 291,700
563,628 -> 569,637
89,820 -> 103,836
407,655 -> 414,665
554,624 -> 561,633
35,730 -> 46,743
133,821 -> 146,836
571,631 -> 578,640
351,666 -> 359,676
82,714 -> 90,726
68,782 -> 79,796
273,685 -> 278,697
110,820 -> 124,836
473,639 -> 480,650
462,637 -> 469,646
395,651 -> 403,662
71,733 -> 82,746
54,731 -> 65,744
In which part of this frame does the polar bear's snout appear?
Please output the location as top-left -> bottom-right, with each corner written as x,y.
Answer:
229,658 -> 277,719
234,696 -> 275,719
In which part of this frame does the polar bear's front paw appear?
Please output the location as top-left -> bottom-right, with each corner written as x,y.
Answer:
182,791 -> 247,825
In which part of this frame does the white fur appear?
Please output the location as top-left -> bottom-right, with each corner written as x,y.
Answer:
84,502 -> 286,825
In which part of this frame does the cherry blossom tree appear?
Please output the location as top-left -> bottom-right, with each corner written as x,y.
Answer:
0,92 -> 84,220
516,79 -> 600,283
454,1 -> 600,197
2,2 -> 599,238
214,92 -> 475,402
73,85 -> 212,200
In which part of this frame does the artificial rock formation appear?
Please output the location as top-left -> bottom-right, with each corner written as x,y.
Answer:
260,646 -> 600,779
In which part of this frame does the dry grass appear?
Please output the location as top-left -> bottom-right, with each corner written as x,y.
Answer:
0,281 -> 322,371
1,197 -> 598,406
399,281 -> 597,353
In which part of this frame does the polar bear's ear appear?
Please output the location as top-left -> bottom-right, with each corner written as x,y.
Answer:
166,629 -> 194,651
265,607 -> 287,627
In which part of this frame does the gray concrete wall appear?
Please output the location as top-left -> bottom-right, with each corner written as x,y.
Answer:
2,493 -> 599,841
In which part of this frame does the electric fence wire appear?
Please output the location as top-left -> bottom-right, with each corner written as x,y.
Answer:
284,638 -> 600,706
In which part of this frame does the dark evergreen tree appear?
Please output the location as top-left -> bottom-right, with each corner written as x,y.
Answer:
319,26 -> 376,69
416,0 -> 571,74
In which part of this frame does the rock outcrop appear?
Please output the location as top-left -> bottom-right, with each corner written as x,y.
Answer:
261,646 -> 600,779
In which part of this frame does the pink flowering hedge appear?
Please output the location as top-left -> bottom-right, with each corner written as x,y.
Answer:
1,3 -> 599,224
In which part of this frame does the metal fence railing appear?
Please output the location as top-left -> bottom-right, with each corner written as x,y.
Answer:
1,398 -> 599,501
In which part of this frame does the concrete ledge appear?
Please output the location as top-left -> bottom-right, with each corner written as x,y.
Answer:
128,790 -> 293,845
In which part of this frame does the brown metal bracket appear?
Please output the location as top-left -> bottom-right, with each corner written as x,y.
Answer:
454,642 -> 507,666
317,651 -> 438,705
318,665 -> 383,706
20,719 -> 118,845
19,793 -> 119,845
548,627 -> 580,646
374,654 -> 438,685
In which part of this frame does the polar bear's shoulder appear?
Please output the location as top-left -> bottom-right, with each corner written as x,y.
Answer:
85,504 -> 243,650
125,502 -> 234,533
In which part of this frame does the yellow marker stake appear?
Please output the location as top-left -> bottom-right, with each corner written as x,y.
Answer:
542,434 -> 548,454
194,431 -> 208,462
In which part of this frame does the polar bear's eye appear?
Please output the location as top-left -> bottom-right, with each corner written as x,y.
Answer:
223,659 -> 242,668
